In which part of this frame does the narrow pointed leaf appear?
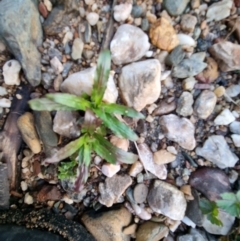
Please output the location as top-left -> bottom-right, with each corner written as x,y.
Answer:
93,108 -> 139,141
29,98 -> 76,111
74,160 -> 89,192
44,135 -> 86,164
100,103 -> 145,119
91,50 -> 111,106
93,133 -> 138,164
83,143 -> 92,166
46,93 -> 91,111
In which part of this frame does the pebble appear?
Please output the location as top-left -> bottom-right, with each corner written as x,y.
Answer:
165,45 -> 185,67
133,183 -> 148,204
84,0 -> 94,5
21,181 -> 28,191
110,24 -> 150,65
177,34 -> 196,47
159,114 -> 196,150
101,163 -> 121,178
153,149 -> 176,165
137,143 -> 167,180
0,98 -> 11,108
62,31 -> 73,46
38,2 -> 48,18
226,84 -> 240,97
50,56 -> 63,74
180,14 -> 197,33
119,59 -> 161,111
86,12 -> 99,26
123,223 -> 137,235
195,135 -> 239,169
128,161 -> 144,177
17,112 -> 41,154
152,99 -> 176,116
53,74 -> 63,91
176,91 -> 194,117
214,86 -> 225,97
0,41 -> 6,52
231,134 -> 240,147
131,5 -> 144,18
71,38 -> 84,60
178,228 -> 208,241
43,0 -> 52,11
163,0 -> 190,16
0,87 -> 7,96
36,185 -> 62,202
194,90 -> 217,119
214,109 -> 235,125
114,3 -> 132,22
98,175 -> 132,207
42,72 -> 52,89
206,0 -> 232,22
110,136 -> 129,152
48,48 -> 62,61
230,121 -> 240,134
24,193 -> 34,205
141,18 -> 149,31
3,60 -> 21,85
191,0 -> 200,9
182,77 -> 197,91
149,17 -> 179,52
209,41 -> 240,72
147,180 -> 187,220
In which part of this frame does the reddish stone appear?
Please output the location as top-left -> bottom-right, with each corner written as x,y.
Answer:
36,185 -> 62,202
38,2 -> 48,18
235,0 -> 240,7
33,159 -> 41,176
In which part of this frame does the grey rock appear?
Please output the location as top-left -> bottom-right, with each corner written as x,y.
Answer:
194,90 -> 217,119
119,59 -> 161,111
133,183 -> 148,204
141,18 -> 149,32
214,108 -> 235,126
0,163 -> 9,210
34,111 -> 58,157
84,22 -> 92,44
147,180 -> 187,220
0,0 -> 43,86
71,38 -> 84,60
172,58 -> 207,78
110,24 -> 150,65
62,62 -> 73,78
202,210 -> 235,235
159,114 -> 196,150
98,175 -> 132,207
48,48 -> 62,61
177,228 -> 208,241
176,91 -> 193,116
131,5 -> 144,18
163,0 -> 190,16
152,99 -> 176,116
196,135 -> 239,169
42,72 -> 53,89
226,84 -> 240,97
83,49 -> 94,60
64,42 -> 71,55
53,111 -> 80,139
230,121 -> 240,134
165,45 -> 185,67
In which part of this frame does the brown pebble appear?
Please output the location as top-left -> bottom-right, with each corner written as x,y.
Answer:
38,2 -> 48,18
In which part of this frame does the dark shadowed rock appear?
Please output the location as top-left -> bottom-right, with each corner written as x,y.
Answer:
36,185 -> 63,202
189,167 -> 231,201
0,164 -> 9,210
0,0 -> 42,86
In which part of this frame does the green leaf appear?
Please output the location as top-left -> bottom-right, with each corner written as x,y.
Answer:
29,98 -> 76,111
91,50 -> 111,107
100,103 -> 145,119
207,213 -> 223,226
58,159 -> 77,180
93,108 -> 139,141
83,142 -> 92,166
44,135 -> 87,164
93,133 -> 138,164
46,93 -> 91,111
216,192 -> 240,218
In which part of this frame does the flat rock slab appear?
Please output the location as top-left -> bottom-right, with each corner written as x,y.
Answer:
0,163 -> 9,210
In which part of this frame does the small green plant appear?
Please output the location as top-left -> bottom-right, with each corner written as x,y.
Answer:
200,191 -> 240,227
29,50 -> 144,191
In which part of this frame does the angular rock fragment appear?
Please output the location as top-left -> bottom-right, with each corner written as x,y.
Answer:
0,164 -> 9,210
163,0 -> 190,16
3,60 -> 21,86
214,109 -> 235,126
176,91 -> 194,117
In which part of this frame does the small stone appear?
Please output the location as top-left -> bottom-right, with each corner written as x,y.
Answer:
146,12 -> 157,24
182,77 -> 197,91
86,12 -> 99,26
85,0 -> 94,5
177,34 -> 196,47
230,121 -> 240,134
36,185 -> 62,202
62,31 -> 73,46
214,86 -> 225,97
98,175 -> 132,207
226,84 -> 240,97
114,3 -> 132,22
48,48 -> 62,61
202,210 -> 235,235
195,135 -> 239,169
21,181 -> 28,191
163,0 -> 190,16
83,49 -> 94,59
17,112 -> 41,154
82,207 -> 131,241
194,90 -> 217,119
196,57 -> 219,83
38,2 -> 48,18
53,111 -> 80,138
53,74 -> 63,91
131,5 -> 144,18
101,163 -> 121,178
136,222 -> 169,241
44,0 -> 52,11
231,134 -> 240,147
165,45 -> 185,67
159,114 -> 196,150
214,109 -> 236,125
0,98 -> 11,108
141,18 -> 149,31
110,24 -> 150,65
3,60 -> 21,85
42,72 -> 52,89
110,136 -> 129,152
119,59 -> 161,111
50,56 -> 63,74
133,183 -> 148,204
178,228 -> 208,241
209,41 -> 240,72
0,87 -> 7,96
149,17 -> 179,52
71,38 -> 84,60
129,161 -> 144,177
147,180 -> 187,220
0,41 -> 6,52
191,0 -> 200,9
206,0 -> 232,22
24,193 -> 34,205
180,14 -> 197,33
123,224 -> 137,235
153,150 -> 176,165
176,91 -> 194,117
152,100 -> 176,116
